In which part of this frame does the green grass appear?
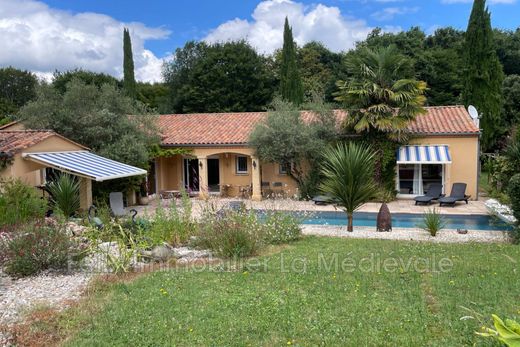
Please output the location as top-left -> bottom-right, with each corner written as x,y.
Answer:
65,237 -> 519,346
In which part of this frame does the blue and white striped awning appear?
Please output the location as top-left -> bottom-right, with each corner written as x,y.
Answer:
397,145 -> 452,164
23,151 -> 147,181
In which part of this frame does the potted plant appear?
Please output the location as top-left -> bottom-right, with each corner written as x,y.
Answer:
138,180 -> 149,205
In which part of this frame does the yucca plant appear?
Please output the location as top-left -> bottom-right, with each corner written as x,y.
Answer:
320,143 -> 377,232
47,174 -> 80,217
419,208 -> 446,236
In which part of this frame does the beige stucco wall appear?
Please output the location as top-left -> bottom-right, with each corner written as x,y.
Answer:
155,134 -> 479,200
0,122 -> 25,131
154,146 -> 301,198
409,135 -> 479,199
1,135 -> 85,186
1,135 -> 91,207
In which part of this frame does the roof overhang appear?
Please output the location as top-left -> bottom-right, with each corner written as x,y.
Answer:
22,151 -> 147,181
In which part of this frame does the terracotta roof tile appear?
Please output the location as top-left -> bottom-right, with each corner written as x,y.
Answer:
157,105 -> 479,146
0,130 -> 56,154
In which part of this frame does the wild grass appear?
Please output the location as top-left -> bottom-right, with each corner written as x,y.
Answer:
22,237 -> 519,347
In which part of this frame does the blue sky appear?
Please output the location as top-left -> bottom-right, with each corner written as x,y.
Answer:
0,0 -> 518,81
42,0 -> 519,57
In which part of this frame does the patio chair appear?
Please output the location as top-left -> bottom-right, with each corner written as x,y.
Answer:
438,183 -> 471,207
413,183 -> 443,205
109,192 -> 137,218
261,181 -> 271,197
272,182 -> 285,197
312,195 -> 340,205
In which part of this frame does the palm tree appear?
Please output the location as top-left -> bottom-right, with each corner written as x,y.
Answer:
320,143 -> 377,232
335,45 -> 427,142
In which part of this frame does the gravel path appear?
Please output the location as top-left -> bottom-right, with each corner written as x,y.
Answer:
302,225 -> 510,243
0,270 -> 91,346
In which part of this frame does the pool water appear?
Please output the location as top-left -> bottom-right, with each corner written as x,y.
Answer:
266,211 -> 513,231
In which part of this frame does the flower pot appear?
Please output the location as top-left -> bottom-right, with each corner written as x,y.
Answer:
138,195 -> 150,206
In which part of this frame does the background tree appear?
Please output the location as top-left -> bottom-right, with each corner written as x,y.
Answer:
297,41 -> 345,102
163,40 -> 275,113
0,67 -> 38,122
279,17 -> 304,105
249,97 -> 336,198
462,0 -> 504,151
335,45 -> 427,192
320,143 -> 377,232
52,69 -> 120,94
502,75 -> 520,129
494,29 -> 520,76
137,82 -> 169,113
123,27 -> 137,99
18,79 -> 157,168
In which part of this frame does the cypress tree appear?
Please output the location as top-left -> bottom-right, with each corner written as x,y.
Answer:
123,28 -> 137,98
462,0 -> 504,151
280,17 -> 304,105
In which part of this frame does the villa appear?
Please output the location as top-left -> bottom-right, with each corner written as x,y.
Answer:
152,105 -> 480,201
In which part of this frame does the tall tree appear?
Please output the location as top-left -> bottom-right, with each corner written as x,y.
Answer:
0,67 -> 38,120
462,0 -> 504,151
335,45 -> 427,190
123,28 -> 137,98
163,40 -> 275,113
279,17 -> 303,105
52,69 -> 120,94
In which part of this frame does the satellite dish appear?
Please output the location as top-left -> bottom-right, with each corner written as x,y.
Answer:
468,105 -> 479,120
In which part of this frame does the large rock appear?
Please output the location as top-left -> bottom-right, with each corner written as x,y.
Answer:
150,244 -> 176,262
376,203 -> 392,232
172,247 -> 211,259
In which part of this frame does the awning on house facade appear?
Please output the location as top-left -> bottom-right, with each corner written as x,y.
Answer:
396,145 -> 452,164
23,151 -> 147,181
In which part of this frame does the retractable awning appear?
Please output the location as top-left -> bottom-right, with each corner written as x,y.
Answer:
23,151 -> 147,181
397,145 -> 452,164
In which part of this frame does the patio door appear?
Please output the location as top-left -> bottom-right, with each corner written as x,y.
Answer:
183,158 -> 199,192
207,158 -> 220,193
397,164 -> 444,195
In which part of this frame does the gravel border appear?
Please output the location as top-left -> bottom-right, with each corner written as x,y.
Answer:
0,270 -> 91,346
302,225 -> 510,243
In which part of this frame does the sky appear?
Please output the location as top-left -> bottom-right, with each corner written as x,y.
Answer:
0,0 -> 518,83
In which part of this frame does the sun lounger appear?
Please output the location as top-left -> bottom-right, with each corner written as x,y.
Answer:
438,183 -> 470,207
414,183 -> 443,205
312,195 -> 339,205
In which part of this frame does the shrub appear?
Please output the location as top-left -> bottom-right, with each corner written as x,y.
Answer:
194,208 -> 264,258
0,221 -> 74,277
0,178 -> 47,228
508,174 -> 520,244
508,174 -> 520,222
148,192 -> 195,246
419,208 -> 446,237
477,314 -> 520,346
263,210 -> 302,244
47,174 -> 80,217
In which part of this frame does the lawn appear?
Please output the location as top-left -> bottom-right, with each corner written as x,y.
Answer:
62,237 -> 519,346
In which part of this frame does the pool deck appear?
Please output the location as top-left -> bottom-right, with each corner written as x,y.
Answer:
135,196 -> 489,217
242,198 -> 489,215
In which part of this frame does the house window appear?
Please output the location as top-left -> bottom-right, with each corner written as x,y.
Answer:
236,156 -> 248,174
397,164 -> 443,195
279,162 -> 290,175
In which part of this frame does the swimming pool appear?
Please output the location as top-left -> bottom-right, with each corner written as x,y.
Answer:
262,211 -> 513,231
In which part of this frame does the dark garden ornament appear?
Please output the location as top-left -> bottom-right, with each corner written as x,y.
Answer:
376,202 -> 392,232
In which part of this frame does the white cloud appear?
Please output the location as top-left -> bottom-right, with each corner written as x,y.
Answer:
441,0 -> 516,4
204,0 -> 376,54
0,0 -> 170,82
371,6 -> 419,21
